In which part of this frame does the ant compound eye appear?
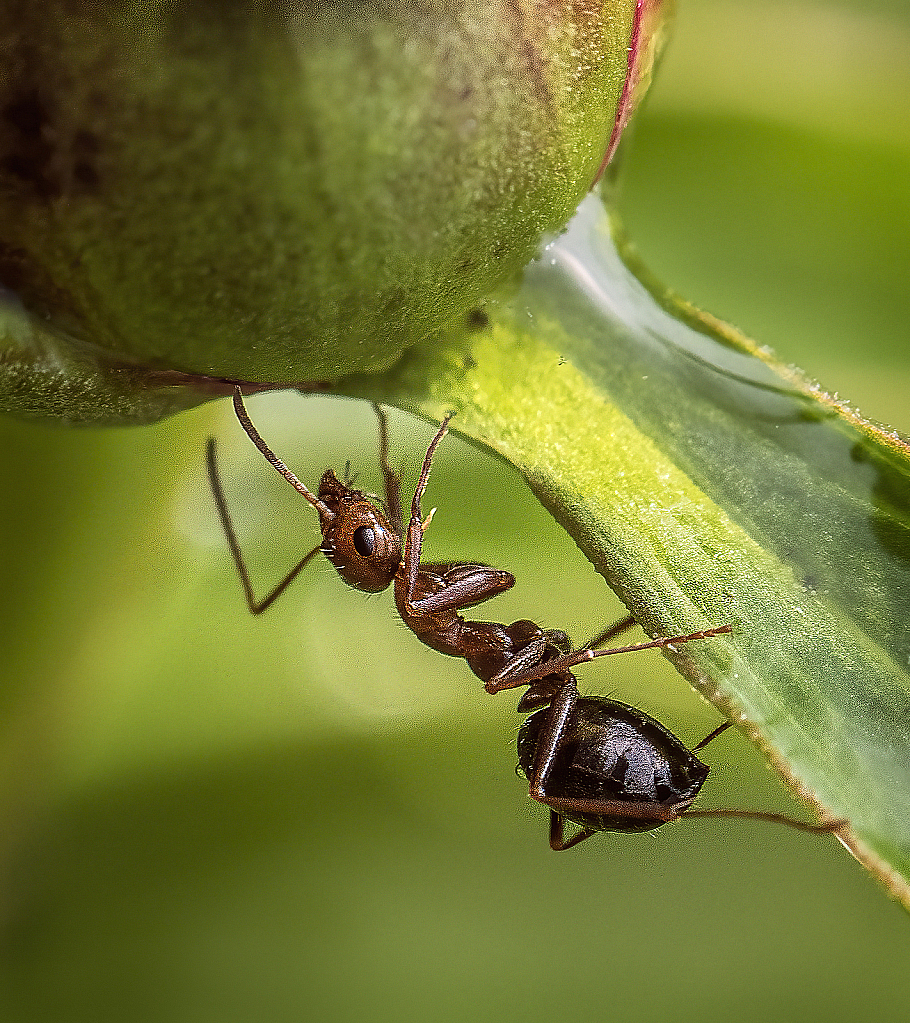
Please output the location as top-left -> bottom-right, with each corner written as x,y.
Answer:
352,525 -> 375,558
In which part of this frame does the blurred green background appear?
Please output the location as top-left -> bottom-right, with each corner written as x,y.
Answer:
1,1 -> 909,1020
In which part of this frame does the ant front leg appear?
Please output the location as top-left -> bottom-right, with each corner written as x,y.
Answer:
391,416 -> 519,660
396,414 -> 452,612
372,404 -> 403,535
206,438 -> 322,615
395,416 -> 510,613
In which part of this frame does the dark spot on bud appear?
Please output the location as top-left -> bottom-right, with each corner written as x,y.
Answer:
466,308 -> 488,330
1,88 -> 58,198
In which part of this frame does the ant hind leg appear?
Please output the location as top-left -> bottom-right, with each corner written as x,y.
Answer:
684,720 -> 846,834
683,808 -> 847,834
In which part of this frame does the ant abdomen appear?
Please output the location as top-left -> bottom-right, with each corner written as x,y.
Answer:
517,697 -> 710,835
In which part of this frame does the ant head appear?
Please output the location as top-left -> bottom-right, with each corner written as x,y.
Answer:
316,470 -> 402,592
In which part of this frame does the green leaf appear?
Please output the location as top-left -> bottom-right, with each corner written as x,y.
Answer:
341,192 -> 910,906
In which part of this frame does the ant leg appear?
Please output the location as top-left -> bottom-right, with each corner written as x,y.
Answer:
392,416 -> 515,637
542,799 -> 844,838
525,676 -> 579,803
683,809 -> 847,834
372,404 -> 403,535
487,637 -> 550,690
489,628 -> 572,698
582,614 -> 638,651
485,625 -> 733,694
539,798 -> 843,835
517,682 -> 563,712
549,812 -> 597,852
206,438 -> 322,615
398,415 -> 453,607
685,725 -> 846,831
691,720 -> 733,752
535,793 -> 681,824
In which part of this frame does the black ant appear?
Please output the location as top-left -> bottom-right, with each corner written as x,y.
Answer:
207,389 -> 844,850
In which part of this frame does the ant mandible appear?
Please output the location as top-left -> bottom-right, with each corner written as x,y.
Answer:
207,389 -> 844,850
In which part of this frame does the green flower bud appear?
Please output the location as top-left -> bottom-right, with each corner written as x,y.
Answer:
0,1 -> 669,402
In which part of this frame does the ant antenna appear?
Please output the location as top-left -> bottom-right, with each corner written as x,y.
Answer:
231,387 -> 335,521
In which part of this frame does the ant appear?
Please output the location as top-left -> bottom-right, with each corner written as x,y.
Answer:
207,389 -> 845,850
